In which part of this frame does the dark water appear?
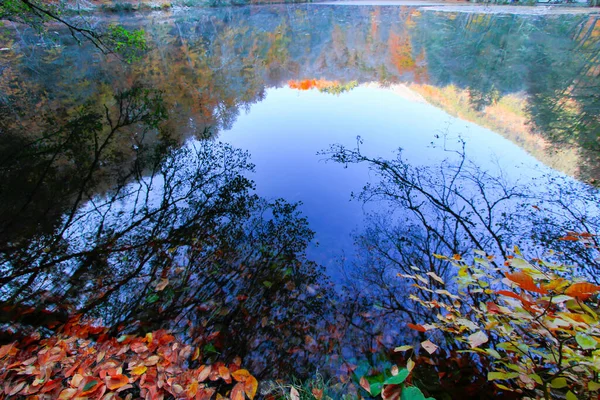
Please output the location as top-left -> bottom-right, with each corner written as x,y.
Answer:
1,4 -> 600,385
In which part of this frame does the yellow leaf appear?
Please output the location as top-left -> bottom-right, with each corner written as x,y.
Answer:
407,359 -> 415,373
130,365 -> 147,376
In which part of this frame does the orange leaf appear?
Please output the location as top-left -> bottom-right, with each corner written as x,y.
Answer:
191,347 -> 200,361
105,374 -> 129,390
218,365 -> 231,383
198,365 -> 211,382
312,388 -> 324,400
80,377 -> 103,396
565,282 -> 600,301
231,369 -> 251,383
244,375 -> 258,399
187,380 -> 199,398
559,236 -> 579,241
197,388 -> 216,400
406,323 -> 427,332
0,343 -> 16,360
231,382 -> 245,400
504,272 -> 547,294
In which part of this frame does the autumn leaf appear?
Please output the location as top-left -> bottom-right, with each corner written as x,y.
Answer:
231,383 -> 245,400
130,365 -> 147,376
8,381 -> 26,396
156,278 -> 169,291
105,374 -> 129,390
0,343 -> 16,360
421,340 -> 438,354
359,376 -> 371,394
559,236 -> 579,241
382,383 -> 402,400
468,331 -> 488,349
426,271 -> 445,284
290,386 -> 300,400
504,272 -> 547,294
407,323 -> 427,332
565,282 -> 600,301
312,388 -> 324,400
197,365 -> 211,382
231,369 -> 258,399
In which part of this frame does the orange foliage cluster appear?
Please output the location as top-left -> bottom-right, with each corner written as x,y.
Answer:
288,79 -> 339,91
0,318 -> 258,400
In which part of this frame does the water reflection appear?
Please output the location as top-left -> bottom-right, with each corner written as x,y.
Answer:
2,6 -> 599,180
0,85 -> 334,378
1,3 -> 600,391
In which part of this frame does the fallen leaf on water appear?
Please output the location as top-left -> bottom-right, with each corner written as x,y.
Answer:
421,340 -> 438,354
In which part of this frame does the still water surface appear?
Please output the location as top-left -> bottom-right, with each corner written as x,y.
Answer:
1,3 -> 600,382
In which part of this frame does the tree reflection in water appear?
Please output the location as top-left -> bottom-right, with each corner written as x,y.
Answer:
0,85 -> 335,379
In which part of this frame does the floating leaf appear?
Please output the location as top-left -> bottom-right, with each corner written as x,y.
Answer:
407,323 -> 427,332
421,340 -> 438,354
394,345 -> 413,352
468,331 -> 488,349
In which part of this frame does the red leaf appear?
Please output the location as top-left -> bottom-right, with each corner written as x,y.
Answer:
407,323 -> 427,332
486,302 -> 501,314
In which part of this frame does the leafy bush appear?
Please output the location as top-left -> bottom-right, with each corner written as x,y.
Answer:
400,234 -> 600,399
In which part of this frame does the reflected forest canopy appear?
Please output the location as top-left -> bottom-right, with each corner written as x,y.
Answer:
1,2 -> 600,400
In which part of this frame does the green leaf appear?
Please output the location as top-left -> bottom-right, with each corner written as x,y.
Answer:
263,281 -> 273,288
401,386 -> 427,400
566,391 -> 577,400
589,381 -> 600,391
551,377 -> 568,389
370,382 -> 383,397
384,369 -> 409,385
488,372 -> 519,381
146,293 -> 159,304
394,345 -> 413,352
83,380 -> 99,392
576,333 -> 597,350
530,374 -> 543,385
485,348 -> 502,359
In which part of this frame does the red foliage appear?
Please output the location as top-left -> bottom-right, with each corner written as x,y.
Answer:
0,317 -> 258,400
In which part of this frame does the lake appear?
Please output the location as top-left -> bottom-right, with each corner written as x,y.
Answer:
1,2 -> 600,387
